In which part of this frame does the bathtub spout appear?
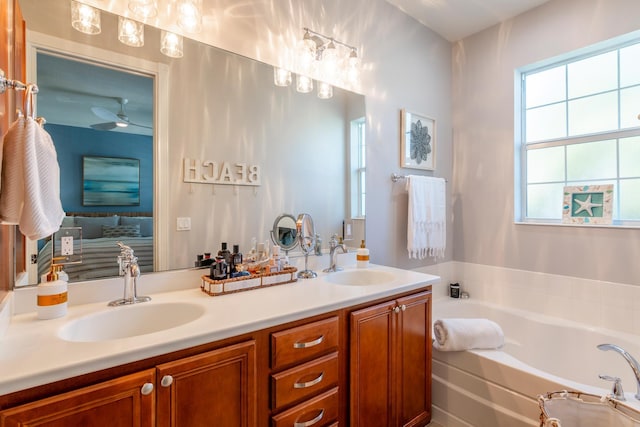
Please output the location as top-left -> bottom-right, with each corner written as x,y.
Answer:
598,343 -> 640,400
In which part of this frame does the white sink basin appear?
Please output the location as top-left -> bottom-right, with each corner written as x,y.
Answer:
58,302 -> 206,342
324,269 -> 396,286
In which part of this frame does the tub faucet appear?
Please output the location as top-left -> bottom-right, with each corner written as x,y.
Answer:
108,242 -> 151,306
597,343 -> 640,400
323,234 -> 347,273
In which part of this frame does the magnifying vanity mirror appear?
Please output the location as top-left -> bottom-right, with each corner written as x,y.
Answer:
296,213 -> 317,279
15,0 -> 366,287
270,214 -> 298,254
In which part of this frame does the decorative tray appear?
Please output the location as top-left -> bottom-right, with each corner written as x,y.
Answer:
200,266 -> 298,296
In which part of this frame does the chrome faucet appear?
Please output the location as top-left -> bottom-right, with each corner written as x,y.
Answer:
323,234 -> 347,273
598,343 -> 640,399
108,242 -> 151,306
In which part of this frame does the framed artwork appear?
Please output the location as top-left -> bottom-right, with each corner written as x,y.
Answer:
400,109 -> 436,171
83,156 -> 140,206
562,184 -> 613,225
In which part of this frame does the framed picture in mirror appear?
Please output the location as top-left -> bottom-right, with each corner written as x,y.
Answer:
400,109 -> 436,171
82,156 -> 140,206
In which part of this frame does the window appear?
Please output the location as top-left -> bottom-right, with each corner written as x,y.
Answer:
518,37 -> 640,224
350,118 -> 366,218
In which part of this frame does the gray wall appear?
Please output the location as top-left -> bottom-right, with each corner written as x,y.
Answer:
452,0 -> 640,285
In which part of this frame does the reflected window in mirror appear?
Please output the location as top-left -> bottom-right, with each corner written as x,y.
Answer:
350,117 -> 366,218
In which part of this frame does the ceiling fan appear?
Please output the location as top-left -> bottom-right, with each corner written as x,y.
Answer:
90,97 -> 152,131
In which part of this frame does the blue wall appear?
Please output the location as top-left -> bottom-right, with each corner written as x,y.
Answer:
47,124 -> 153,213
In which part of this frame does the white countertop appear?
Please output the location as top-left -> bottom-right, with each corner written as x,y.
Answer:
0,262 -> 438,395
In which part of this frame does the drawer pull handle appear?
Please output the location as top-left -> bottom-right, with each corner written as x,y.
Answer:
161,375 -> 174,387
140,382 -> 154,396
294,409 -> 324,427
293,372 -> 324,389
393,306 -> 400,314
401,304 -> 407,311
293,335 -> 324,349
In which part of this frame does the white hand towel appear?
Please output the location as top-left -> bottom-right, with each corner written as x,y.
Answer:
433,318 -> 504,352
0,116 -> 65,240
406,175 -> 446,259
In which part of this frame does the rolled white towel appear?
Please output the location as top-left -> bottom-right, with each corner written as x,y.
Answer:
433,318 -> 504,352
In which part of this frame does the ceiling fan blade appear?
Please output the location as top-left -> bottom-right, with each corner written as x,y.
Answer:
90,122 -> 118,131
91,106 -> 120,122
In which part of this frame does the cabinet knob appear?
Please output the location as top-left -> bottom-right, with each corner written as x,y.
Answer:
140,382 -> 154,395
293,408 -> 324,427
393,306 -> 400,314
161,375 -> 174,387
401,304 -> 407,312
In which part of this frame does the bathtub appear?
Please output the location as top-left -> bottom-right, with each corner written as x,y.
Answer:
431,298 -> 640,427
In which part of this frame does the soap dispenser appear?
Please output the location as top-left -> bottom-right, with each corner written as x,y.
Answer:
37,258 -> 68,320
357,240 -> 370,268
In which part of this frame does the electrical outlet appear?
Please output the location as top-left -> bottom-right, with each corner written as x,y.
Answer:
177,217 -> 191,231
61,236 -> 74,255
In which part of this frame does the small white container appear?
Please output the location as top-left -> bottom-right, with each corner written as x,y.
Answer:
37,262 -> 68,320
357,240 -> 369,268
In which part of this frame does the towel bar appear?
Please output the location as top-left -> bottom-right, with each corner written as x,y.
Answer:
391,173 -> 447,183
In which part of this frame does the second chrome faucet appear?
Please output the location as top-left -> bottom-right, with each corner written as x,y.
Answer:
323,234 -> 347,273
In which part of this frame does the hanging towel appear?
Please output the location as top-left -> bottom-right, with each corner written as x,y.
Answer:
406,175 -> 446,259
0,86 -> 65,240
433,318 -> 504,351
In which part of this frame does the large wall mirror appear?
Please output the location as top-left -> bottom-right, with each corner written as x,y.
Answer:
17,0 -> 366,285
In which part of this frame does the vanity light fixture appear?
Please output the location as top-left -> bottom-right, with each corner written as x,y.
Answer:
297,27 -> 361,86
161,31 -> 184,58
176,0 -> 203,33
70,0 -> 101,35
274,68 -> 292,87
128,0 -> 157,20
118,16 -> 144,47
296,75 -> 313,93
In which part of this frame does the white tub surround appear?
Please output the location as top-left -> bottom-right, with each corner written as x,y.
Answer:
0,262 -> 438,395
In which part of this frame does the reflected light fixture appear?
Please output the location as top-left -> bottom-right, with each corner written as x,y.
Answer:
161,31 -> 184,58
118,17 -> 145,47
296,75 -> 313,93
274,68 -> 292,87
317,81 -> 333,99
177,0 -> 203,33
70,0 -> 101,35
128,0 -> 157,20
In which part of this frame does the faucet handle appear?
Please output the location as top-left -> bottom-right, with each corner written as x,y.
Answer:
328,234 -> 339,247
599,374 -> 626,401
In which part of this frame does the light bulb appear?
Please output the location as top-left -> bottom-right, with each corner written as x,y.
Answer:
274,67 -> 292,87
128,0 -> 157,19
118,17 -> 144,47
321,40 -> 339,81
70,0 -> 101,35
161,31 -> 184,58
296,75 -> 313,93
317,81 -> 333,99
177,0 -> 202,33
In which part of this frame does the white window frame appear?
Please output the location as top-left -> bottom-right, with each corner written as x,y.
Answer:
515,31 -> 640,227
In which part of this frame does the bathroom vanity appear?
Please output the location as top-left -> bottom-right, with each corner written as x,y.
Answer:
0,265 -> 437,427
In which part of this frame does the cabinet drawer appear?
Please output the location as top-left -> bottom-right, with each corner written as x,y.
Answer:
271,387 -> 339,427
272,352 -> 339,409
271,317 -> 339,369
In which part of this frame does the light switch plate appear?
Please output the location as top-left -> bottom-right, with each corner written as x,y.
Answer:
177,217 -> 191,231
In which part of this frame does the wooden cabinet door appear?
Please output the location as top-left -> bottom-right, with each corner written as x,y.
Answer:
0,369 -> 155,427
156,340 -> 256,427
397,292 -> 432,427
349,299 -> 397,427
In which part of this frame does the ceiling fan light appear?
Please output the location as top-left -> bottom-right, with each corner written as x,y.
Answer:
70,0 -> 101,35
118,17 -> 144,47
116,121 -> 129,128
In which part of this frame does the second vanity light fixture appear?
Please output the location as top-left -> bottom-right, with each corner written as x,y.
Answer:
70,0 -> 188,59
274,27 -> 362,99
